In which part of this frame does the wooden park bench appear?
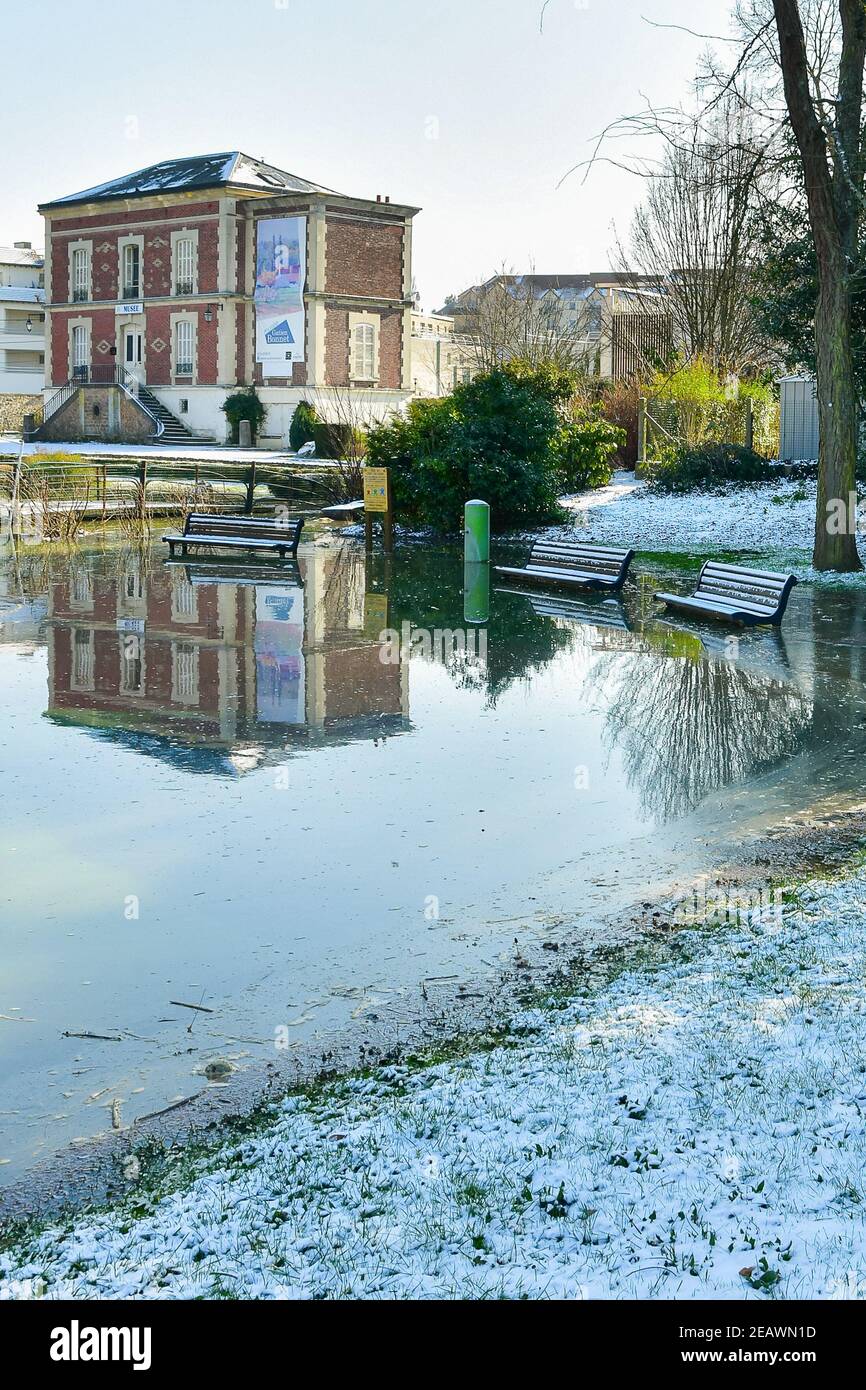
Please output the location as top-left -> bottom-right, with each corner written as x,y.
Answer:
162,513 -> 304,560
164,558 -> 303,587
655,561 -> 797,626
494,540 -> 634,592
526,592 -> 630,632
495,584 -> 630,631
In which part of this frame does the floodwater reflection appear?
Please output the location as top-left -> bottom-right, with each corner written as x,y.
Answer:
3,537 -> 866,1179
43,544 -> 410,772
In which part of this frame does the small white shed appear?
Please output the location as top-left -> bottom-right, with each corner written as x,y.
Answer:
778,375 -> 819,461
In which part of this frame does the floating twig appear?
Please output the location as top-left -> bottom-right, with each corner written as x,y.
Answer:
62,1030 -> 123,1042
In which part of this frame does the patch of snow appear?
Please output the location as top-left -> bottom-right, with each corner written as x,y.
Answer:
5,867 -> 866,1300
10,442 -> 341,466
559,471 -> 866,579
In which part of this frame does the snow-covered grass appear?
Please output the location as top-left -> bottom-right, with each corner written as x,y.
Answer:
2,441 -> 342,465
4,866 -> 866,1301
562,471 -> 866,581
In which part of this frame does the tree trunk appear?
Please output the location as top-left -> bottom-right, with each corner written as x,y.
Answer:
813,254 -> 862,570
773,0 -> 865,572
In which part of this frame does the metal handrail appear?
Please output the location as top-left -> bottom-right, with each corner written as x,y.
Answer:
42,380 -> 77,421
114,367 -> 165,439
39,369 -> 164,440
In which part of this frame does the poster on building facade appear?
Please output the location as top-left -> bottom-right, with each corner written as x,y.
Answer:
254,586 -> 305,725
254,216 -> 306,371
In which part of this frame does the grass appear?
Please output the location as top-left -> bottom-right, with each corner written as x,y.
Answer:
3,844 -> 856,1268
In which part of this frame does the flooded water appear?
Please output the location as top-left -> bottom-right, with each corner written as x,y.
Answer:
2,535 -> 866,1182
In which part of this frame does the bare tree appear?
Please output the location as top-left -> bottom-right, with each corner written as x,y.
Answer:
561,0 -> 866,569
621,99 -> 771,373
454,268 -> 606,373
592,646 -> 812,821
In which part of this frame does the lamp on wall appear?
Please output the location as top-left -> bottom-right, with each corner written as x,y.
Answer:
204,305 -> 213,323
25,316 -> 32,333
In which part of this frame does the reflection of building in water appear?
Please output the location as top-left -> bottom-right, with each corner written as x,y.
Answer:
46,547 -> 409,768
0,555 -> 48,650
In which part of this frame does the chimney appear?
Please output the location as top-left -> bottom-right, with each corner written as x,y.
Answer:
376,194 -> 381,202
13,240 -> 31,249
384,196 -> 390,204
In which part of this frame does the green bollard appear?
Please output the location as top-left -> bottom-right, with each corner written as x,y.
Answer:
464,499 -> 490,565
463,560 -> 490,625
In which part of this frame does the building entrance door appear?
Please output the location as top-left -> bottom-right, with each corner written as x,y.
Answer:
123,328 -> 144,384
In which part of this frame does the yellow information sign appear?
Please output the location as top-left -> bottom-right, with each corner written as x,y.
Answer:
363,466 -> 391,513
364,591 -> 389,638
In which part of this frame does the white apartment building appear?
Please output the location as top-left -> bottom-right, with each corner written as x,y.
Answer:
0,242 -> 46,397
441,273 -> 673,380
410,311 -> 477,397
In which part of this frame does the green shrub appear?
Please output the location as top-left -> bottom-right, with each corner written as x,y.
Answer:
366,366 -> 566,531
646,441 -> 779,494
646,358 -> 779,458
503,357 -> 579,406
221,387 -> 266,444
289,400 -> 318,452
554,407 -> 623,492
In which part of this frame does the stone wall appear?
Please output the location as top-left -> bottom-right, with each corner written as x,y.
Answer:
0,393 -> 42,434
39,385 -> 155,443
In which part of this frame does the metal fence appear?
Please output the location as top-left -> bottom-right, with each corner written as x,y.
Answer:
0,454 -> 339,535
645,394 -> 780,461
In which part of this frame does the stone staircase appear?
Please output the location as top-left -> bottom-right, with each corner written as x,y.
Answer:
136,385 -> 201,445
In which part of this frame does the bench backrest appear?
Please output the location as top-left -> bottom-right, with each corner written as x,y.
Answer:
526,541 -> 632,578
694,561 -> 797,616
529,593 -> 630,630
184,513 -> 303,543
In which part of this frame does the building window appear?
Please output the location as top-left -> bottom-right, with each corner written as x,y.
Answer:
71,247 -> 90,303
71,629 -> 95,691
352,322 -> 376,381
171,574 -> 198,623
119,635 -> 144,695
586,303 -> 603,335
122,243 -> 140,299
174,237 -> 196,296
69,568 -> 93,611
124,563 -> 144,601
72,324 -> 88,381
175,319 -> 194,376
171,642 -> 199,704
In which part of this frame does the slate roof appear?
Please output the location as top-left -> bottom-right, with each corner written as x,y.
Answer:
40,152 -> 344,209
0,244 -> 44,267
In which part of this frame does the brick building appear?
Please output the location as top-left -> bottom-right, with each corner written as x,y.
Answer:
39,152 -> 419,444
46,547 -> 410,766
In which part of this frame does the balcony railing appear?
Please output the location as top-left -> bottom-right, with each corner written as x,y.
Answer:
175,279 -> 194,296
121,285 -> 141,301
72,288 -> 89,303
176,361 -> 194,375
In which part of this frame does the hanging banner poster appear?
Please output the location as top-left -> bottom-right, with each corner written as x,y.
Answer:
255,216 -> 306,371
254,585 -> 305,725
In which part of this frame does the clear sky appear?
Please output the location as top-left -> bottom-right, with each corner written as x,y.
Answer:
1,0 -> 734,310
